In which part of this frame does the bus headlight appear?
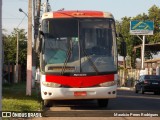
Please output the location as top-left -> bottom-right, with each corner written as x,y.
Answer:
42,81 -> 61,88
100,81 -> 116,87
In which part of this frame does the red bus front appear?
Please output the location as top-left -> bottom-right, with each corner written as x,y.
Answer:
39,11 -> 118,107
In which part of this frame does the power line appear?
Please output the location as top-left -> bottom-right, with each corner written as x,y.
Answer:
17,15 -> 27,28
2,17 -> 27,19
18,0 -> 28,2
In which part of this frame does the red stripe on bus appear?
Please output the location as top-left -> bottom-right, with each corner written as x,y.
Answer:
46,74 -> 114,88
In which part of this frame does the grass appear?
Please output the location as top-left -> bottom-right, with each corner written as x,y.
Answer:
2,82 -> 42,111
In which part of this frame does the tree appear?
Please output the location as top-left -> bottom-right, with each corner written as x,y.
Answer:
148,5 -> 160,43
117,5 -> 160,68
116,17 -> 140,68
3,28 -> 27,65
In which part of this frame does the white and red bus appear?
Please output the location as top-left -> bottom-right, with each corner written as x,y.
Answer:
38,10 -> 118,107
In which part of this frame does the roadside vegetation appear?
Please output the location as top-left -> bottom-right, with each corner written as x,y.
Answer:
117,5 -> 160,68
2,82 -> 42,111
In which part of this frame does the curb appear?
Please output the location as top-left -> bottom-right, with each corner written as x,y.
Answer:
117,87 -> 134,91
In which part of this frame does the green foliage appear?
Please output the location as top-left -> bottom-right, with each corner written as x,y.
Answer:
3,28 -> 27,65
148,5 -> 160,43
117,5 -> 160,68
2,82 -> 41,111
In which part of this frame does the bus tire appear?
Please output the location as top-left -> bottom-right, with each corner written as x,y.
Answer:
44,100 -> 52,107
97,99 -> 109,108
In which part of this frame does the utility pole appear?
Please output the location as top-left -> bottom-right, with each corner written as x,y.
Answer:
15,32 -> 19,83
0,0 -> 2,112
123,55 -> 126,86
32,0 -> 41,88
33,0 -> 41,51
32,0 -> 36,88
26,0 -> 32,96
121,42 -> 126,86
141,35 -> 145,70
37,0 -> 41,18
35,0 -> 41,36
43,0 -> 51,12
34,0 -> 41,48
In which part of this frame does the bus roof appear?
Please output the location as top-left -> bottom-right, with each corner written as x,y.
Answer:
42,10 -> 114,20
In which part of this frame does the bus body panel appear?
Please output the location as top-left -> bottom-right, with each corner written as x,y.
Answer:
45,74 -> 114,88
40,74 -> 117,100
41,84 -> 117,100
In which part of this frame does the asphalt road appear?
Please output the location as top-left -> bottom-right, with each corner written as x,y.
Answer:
32,89 -> 160,120
40,89 -> 160,117
108,89 -> 160,110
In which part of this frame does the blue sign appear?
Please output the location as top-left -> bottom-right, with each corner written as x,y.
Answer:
130,20 -> 154,35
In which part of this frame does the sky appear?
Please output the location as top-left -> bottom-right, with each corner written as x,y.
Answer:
2,0 -> 160,34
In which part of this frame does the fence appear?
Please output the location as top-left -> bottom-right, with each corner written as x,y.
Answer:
3,63 -> 22,84
118,68 -> 157,87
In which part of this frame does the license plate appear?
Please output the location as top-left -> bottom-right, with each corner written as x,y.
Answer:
74,91 -> 87,96
152,83 -> 158,85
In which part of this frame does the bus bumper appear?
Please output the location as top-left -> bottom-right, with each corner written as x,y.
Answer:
41,85 -> 117,100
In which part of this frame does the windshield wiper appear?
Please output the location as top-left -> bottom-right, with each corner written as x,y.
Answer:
61,39 -> 72,75
81,48 -> 99,75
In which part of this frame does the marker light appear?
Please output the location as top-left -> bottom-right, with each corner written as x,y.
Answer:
42,81 -> 61,88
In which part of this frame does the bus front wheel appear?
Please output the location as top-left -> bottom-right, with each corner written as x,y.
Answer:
43,100 -> 52,107
97,99 -> 109,108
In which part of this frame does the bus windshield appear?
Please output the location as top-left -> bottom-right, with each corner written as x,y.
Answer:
41,18 -> 117,75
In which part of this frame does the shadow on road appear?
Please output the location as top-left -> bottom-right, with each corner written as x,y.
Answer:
108,90 -> 160,110
44,99 -> 105,110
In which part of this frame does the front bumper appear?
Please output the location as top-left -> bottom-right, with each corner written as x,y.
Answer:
144,85 -> 160,92
41,84 -> 117,100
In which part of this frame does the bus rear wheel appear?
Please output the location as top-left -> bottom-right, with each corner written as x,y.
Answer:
97,99 -> 109,108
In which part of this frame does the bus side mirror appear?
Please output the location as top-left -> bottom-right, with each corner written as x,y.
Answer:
35,37 -> 42,53
35,31 -> 43,53
116,33 -> 127,57
120,41 -> 127,57
39,31 -> 44,36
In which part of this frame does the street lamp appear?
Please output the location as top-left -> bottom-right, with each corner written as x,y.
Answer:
19,8 -> 35,29
19,8 -> 28,17
15,8 -> 28,83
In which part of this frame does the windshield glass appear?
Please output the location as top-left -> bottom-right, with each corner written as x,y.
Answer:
41,18 -> 117,75
144,75 -> 160,80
